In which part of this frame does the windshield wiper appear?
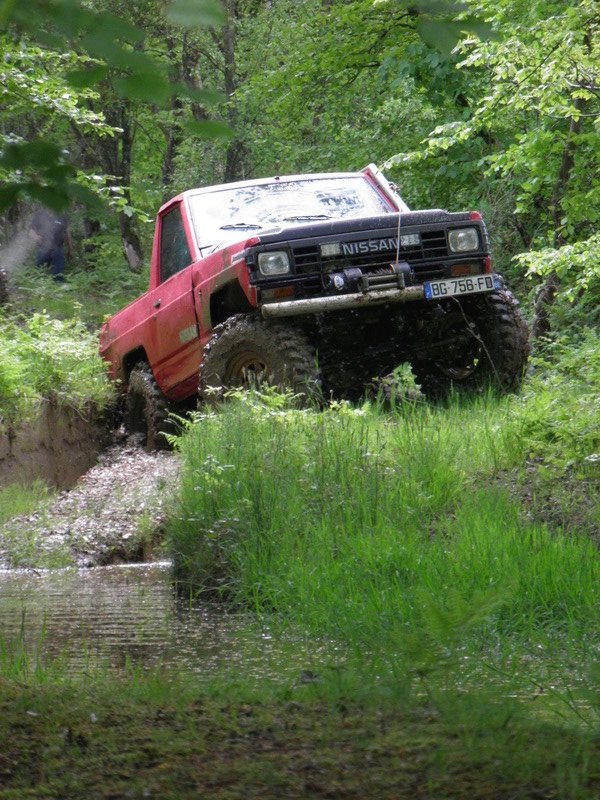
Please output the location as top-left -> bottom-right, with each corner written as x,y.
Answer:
220,222 -> 262,230
281,215 -> 332,222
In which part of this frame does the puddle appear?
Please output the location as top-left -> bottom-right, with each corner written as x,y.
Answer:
0,562 -> 332,680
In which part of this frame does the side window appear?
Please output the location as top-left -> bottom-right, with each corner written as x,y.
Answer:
159,207 -> 192,283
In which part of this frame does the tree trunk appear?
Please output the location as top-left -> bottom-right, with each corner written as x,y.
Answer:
531,94 -> 586,341
222,0 -> 245,182
80,96 -> 143,272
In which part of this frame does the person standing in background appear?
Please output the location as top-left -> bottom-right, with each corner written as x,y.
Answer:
29,207 -> 73,282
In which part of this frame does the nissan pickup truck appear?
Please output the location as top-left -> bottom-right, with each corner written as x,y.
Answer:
99,164 -> 529,447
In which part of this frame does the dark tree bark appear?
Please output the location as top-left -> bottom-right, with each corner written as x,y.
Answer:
210,0 -> 246,182
160,30 -> 212,201
160,32 -> 185,201
92,98 -> 144,271
531,91 -> 587,340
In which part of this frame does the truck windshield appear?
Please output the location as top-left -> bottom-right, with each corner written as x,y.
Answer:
187,176 -> 398,250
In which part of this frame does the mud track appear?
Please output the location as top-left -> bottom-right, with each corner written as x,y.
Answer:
0,437 -> 180,570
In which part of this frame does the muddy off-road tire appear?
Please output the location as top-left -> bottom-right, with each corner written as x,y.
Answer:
198,313 -> 320,404
411,289 -> 530,400
126,363 -> 176,450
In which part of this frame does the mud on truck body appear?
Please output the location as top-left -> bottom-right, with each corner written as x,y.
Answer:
99,164 -> 529,447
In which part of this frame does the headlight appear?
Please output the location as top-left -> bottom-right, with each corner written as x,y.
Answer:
258,251 -> 290,276
448,227 -> 479,252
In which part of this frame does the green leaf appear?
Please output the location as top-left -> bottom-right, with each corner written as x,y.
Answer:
25,183 -> 71,211
171,83 -> 222,105
0,185 -> 20,212
1,141 -> 63,170
416,19 -> 464,56
67,182 -> 106,213
80,33 -> 158,73
167,0 -> 225,27
184,119 -> 233,140
113,74 -> 172,105
43,163 -> 76,182
409,0 -> 468,12
66,65 -> 107,88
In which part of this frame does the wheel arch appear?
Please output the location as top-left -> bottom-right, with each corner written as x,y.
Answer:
122,347 -> 151,384
209,280 -> 255,329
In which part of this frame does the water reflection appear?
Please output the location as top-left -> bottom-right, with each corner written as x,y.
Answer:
0,563 -> 323,679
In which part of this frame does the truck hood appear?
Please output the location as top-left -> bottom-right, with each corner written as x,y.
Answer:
253,209 -> 472,246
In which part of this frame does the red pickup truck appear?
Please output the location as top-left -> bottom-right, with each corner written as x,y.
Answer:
99,164 -> 529,447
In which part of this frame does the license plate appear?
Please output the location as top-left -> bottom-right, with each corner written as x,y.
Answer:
424,275 -> 500,300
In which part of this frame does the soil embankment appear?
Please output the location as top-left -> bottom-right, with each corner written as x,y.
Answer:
0,403 -> 111,489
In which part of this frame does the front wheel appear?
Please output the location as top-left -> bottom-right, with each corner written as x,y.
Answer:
411,289 -> 530,399
125,363 -> 176,450
198,313 -> 320,404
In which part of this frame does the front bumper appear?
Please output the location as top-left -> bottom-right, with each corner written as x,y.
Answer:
260,274 -> 503,319
261,286 -> 426,318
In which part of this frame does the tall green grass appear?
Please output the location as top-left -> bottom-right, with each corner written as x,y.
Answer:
168,326 -> 600,717
0,479 -> 53,526
168,390 -> 600,649
510,327 -> 600,470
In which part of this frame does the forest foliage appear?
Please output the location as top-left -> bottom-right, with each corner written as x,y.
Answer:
0,0 -> 598,325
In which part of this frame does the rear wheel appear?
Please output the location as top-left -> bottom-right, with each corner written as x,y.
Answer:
411,289 -> 530,399
126,363 -> 175,450
198,313 -> 320,404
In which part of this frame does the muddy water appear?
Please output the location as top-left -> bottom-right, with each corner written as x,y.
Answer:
0,563 -> 328,680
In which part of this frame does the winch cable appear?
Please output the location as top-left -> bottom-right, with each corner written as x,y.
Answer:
394,204 -> 402,268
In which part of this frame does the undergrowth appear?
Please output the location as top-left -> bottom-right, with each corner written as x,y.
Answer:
9,248 -> 149,328
1,323 -> 599,796
0,479 -> 53,527
168,328 -> 600,717
0,310 -> 115,429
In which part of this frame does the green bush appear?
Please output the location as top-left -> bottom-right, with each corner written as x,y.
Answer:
0,310 -> 115,429
511,327 -> 600,472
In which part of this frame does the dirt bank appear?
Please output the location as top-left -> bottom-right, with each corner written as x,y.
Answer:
0,403 -> 112,490
0,437 -> 180,569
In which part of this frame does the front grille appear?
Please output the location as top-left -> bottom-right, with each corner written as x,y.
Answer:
251,216 -> 489,304
292,229 -> 449,281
